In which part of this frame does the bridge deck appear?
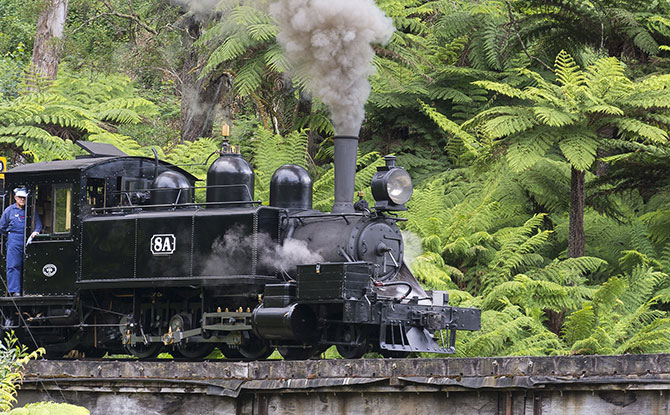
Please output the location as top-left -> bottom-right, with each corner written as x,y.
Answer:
18,355 -> 670,415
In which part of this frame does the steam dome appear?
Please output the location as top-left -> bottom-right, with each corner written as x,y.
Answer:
206,153 -> 254,208
270,165 -> 312,210
151,171 -> 193,205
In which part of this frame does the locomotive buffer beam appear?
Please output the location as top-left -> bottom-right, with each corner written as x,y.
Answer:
379,303 -> 481,354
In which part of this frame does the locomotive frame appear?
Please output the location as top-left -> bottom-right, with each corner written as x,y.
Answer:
0,141 -> 480,359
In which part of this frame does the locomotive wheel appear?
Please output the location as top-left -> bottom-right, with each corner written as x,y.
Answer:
381,350 -> 409,359
173,343 -> 215,359
335,326 -> 369,359
168,313 -> 214,359
127,342 -> 162,359
278,346 -> 317,360
119,314 -> 162,359
336,343 -> 368,359
238,333 -> 273,359
219,345 -> 244,359
43,349 -> 65,359
81,348 -> 107,358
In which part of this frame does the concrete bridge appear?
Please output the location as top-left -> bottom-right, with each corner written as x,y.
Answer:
17,354 -> 670,414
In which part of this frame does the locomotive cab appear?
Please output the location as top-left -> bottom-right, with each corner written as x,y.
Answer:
0,167 -> 81,297
1,144 -> 198,297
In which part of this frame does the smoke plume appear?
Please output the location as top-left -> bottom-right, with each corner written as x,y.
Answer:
269,0 -> 395,136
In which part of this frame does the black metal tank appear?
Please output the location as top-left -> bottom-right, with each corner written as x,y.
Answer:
206,152 -> 254,208
270,165 -> 312,210
150,171 -> 193,205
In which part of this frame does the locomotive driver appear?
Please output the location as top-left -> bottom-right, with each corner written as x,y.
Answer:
0,188 -> 41,296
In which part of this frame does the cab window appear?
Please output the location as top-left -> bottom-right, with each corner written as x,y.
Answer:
34,184 -> 73,235
34,185 -> 51,233
86,178 -> 106,210
117,177 -> 151,206
53,186 -> 72,234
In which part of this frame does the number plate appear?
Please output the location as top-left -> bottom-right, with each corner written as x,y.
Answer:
151,234 -> 176,256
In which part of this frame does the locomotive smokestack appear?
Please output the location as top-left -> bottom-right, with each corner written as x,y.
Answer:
332,135 -> 358,213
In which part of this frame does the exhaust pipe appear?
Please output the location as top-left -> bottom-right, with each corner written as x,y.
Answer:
332,135 -> 358,213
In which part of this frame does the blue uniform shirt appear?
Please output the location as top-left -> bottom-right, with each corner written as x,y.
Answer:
0,204 -> 42,238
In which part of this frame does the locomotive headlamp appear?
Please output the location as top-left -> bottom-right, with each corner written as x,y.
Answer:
371,156 -> 413,211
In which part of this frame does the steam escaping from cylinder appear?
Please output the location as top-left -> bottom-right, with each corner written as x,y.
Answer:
203,226 -> 324,276
269,0 -> 394,136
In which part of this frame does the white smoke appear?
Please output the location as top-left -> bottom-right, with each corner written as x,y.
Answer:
269,0 -> 395,136
170,0 -> 222,16
401,230 -> 423,270
203,226 -> 323,275
259,236 -> 324,272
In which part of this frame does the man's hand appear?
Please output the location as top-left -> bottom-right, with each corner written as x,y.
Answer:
30,231 -> 39,239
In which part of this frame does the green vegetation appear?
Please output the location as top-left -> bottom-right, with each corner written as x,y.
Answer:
1,0 -> 670,358
0,332 -> 44,412
2,402 -> 89,415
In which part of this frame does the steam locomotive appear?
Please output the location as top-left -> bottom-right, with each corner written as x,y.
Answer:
0,137 -> 480,359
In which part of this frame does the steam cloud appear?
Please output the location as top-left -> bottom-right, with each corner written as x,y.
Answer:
170,0 -> 221,16
260,237 -> 324,271
269,0 -> 395,136
401,230 -> 423,270
203,226 -> 323,276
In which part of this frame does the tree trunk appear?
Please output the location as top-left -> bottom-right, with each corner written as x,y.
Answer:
31,0 -> 69,80
547,167 -> 586,336
180,16 -> 231,142
568,167 -> 586,258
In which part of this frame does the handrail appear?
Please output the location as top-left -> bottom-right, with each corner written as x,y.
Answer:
92,183 -> 257,213
90,199 -> 263,214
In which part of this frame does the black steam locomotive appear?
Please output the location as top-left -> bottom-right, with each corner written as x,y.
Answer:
0,137 -> 480,359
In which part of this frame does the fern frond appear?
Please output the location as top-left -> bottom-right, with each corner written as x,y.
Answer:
555,50 -> 586,90
482,112 -> 536,139
472,80 -> 529,100
563,305 -> 596,346
419,101 -> 479,155
614,118 -> 668,143
557,129 -> 598,170
533,106 -> 577,127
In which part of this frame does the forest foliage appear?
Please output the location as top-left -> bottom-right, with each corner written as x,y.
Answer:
0,0 -> 670,360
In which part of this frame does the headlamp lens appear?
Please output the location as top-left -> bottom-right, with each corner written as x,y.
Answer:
386,169 -> 413,205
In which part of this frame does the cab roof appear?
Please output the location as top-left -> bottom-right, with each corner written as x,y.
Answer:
5,156 -> 199,182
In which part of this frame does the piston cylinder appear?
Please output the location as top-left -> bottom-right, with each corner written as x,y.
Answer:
253,304 -> 317,341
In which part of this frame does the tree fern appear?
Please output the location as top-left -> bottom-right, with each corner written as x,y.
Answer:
0,69 -> 158,163
557,129 -> 598,171
411,252 -> 459,291
457,303 -> 540,357
247,128 -> 309,202
163,136 -> 221,181
554,50 -> 585,91
562,305 -> 596,346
